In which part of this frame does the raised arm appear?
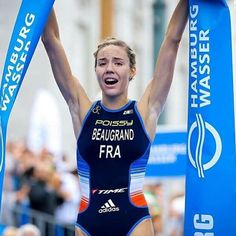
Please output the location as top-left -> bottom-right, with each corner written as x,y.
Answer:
41,8 -> 91,138
138,0 -> 188,140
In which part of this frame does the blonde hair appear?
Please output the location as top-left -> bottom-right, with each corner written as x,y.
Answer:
93,37 -> 136,69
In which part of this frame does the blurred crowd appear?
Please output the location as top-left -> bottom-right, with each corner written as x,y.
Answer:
1,140 -> 81,236
3,224 -> 40,236
0,139 -> 185,236
144,184 -> 184,236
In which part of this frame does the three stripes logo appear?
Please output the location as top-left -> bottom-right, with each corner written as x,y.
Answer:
98,199 -> 119,214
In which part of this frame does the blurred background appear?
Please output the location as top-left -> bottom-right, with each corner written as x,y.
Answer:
0,0 -> 235,235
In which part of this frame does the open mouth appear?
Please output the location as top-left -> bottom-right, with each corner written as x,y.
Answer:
104,78 -> 118,85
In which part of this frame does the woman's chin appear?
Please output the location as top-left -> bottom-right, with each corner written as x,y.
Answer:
102,88 -> 120,97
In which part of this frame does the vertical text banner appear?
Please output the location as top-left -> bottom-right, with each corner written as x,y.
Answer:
0,0 -> 55,207
184,0 -> 236,235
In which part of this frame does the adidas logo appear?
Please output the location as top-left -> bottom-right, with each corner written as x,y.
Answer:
98,199 -> 120,214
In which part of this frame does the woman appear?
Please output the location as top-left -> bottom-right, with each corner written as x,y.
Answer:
42,0 -> 188,235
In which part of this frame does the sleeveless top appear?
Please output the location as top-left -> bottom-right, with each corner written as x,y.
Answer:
76,100 -> 151,236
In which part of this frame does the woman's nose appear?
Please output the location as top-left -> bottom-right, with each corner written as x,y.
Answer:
106,62 -> 114,73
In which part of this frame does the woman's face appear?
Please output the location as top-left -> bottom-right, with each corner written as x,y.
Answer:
95,45 -> 136,98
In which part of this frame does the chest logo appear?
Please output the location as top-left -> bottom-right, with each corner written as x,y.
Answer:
95,119 -> 133,127
123,109 -> 133,115
92,105 -> 101,114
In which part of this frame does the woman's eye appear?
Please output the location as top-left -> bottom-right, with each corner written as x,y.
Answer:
98,62 -> 106,66
115,62 -> 123,66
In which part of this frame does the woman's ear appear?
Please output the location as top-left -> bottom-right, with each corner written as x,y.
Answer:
130,67 -> 136,80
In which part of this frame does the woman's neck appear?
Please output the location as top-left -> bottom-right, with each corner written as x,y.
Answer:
101,95 -> 129,110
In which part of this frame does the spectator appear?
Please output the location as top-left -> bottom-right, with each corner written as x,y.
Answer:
3,226 -> 18,236
54,168 -> 80,236
17,224 -> 40,236
168,193 -> 185,236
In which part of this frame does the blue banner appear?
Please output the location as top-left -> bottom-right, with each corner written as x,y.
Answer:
184,0 -> 236,235
146,129 -> 187,177
0,0 -> 55,207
